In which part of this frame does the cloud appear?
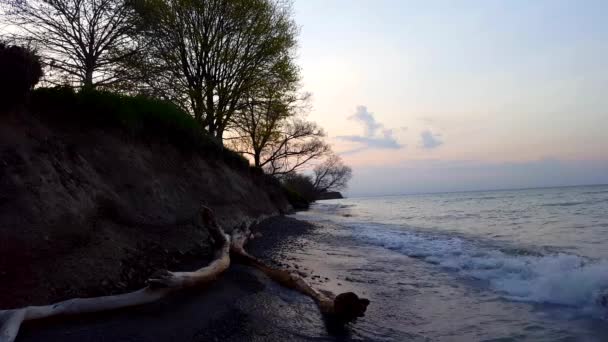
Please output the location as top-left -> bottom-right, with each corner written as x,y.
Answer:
349,105 -> 383,136
419,130 -> 443,149
337,106 -> 404,153
338,131 -> 403,149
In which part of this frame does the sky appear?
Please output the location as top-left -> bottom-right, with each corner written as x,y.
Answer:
293,0 -> 608,196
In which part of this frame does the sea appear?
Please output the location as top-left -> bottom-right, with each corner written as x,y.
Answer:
293,184 -> 608,341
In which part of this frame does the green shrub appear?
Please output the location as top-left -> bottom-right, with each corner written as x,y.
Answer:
30,87 -> 249,171
282,186 -> 310,210
0,43 -> 43,109
281,173 -> 316,210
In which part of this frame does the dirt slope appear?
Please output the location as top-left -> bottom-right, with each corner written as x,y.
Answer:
0,112 -> 289,308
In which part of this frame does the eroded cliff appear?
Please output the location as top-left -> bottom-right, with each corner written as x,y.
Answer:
0,111 -> 289,308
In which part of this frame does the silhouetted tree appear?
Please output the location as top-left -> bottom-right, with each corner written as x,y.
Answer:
133,0 -> 298,142
5,0 -> 141,88
259,119 -> 330,175
312,154 -> 352,193
0,42 -> 42,108
229,100 -> 330,175
226,54 -> 328,174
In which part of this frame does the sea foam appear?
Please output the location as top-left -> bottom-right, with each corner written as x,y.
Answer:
349,222 -> 608,309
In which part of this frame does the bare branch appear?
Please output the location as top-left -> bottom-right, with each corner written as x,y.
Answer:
312,154 -> 353,193
4,0 -> 141,88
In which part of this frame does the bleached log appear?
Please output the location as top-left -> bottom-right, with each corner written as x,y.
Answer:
230,226 -> 369,322
0,207 -> 369,342
0,206 -> 230,342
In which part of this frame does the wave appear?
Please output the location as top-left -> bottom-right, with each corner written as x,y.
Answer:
541,201 -> 587,207
541,197 -> 608,207
582,190 -> 608,195
348,222 -> 608,309
309,203 -> 356,216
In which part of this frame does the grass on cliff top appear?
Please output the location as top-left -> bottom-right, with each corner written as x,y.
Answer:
31,87 -> 249,171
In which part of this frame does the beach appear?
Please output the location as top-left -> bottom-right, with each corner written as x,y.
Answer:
15,216 -> 361,342
16,185 -> 608,341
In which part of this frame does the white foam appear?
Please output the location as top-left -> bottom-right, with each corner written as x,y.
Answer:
349,223 -> 608,308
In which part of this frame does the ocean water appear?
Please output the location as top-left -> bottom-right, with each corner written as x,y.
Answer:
294,185 -> 608,341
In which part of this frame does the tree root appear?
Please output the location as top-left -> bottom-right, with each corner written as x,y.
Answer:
0,208 -> 368,342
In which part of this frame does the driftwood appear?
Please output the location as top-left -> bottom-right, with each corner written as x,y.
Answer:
0,207 -> 368,342
230,225 -> 370,323
0,206 -> 230,342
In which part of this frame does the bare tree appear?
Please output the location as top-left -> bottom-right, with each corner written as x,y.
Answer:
229,111 -> 330,176
226,48 -> 330,176
4,0 -> 141,88
312,154 -> 353,193
134,0 -> 298,142
227,54 -> 307,167
263,119 -> 330,175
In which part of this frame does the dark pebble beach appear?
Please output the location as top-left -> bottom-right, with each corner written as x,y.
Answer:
16,216 -> 353,342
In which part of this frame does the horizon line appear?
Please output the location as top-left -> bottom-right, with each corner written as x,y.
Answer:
345,182 -> 608,199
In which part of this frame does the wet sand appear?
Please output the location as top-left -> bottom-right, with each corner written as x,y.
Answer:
16,216 -> 354,342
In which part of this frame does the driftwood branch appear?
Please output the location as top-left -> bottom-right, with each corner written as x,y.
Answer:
0,206 -> 230,342
230,225 -> 370,323
0,207 -> 368,342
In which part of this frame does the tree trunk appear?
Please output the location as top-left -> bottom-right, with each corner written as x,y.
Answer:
83,68 -> 94,89
214,128 -> 224,146
192,95 -> 205,123
254,151 -> 261,168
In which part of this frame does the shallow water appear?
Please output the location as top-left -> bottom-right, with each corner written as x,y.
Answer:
294,185 -> 608,341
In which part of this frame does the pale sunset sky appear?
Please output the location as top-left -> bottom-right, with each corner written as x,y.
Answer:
294,0 -> 608,196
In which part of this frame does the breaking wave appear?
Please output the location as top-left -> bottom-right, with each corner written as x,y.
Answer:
348,222 -> 608,309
